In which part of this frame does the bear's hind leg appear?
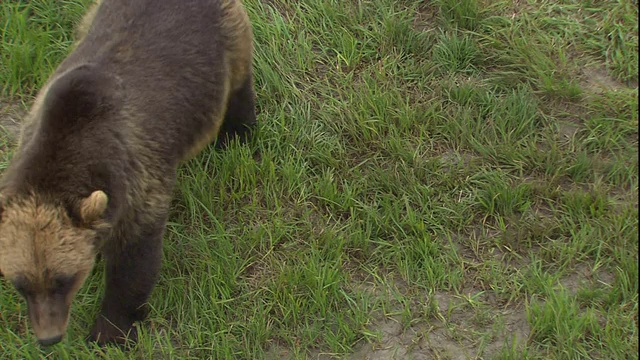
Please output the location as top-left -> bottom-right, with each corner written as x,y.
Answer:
88,223 -> 165,346
214,76 -> 257,150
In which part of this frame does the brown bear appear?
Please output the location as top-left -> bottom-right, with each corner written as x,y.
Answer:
0,0 -> 256,347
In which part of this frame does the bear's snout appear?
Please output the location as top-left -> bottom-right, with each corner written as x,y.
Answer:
26,295 -> 71,346
38,334 -> 63,347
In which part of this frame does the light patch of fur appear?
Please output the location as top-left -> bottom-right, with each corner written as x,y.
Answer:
221,0 -> 254,92
80,190 -> 108,224
0,195 -> 97,287
16,82 -> 52,150
74,0 -> 103,44
0,194 -> 97,339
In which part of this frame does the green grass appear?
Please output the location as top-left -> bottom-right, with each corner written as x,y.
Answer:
0,0 -> 638,359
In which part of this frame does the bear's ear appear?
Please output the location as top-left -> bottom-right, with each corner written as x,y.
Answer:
41,64 -> 113,131
79,190 -> 108,224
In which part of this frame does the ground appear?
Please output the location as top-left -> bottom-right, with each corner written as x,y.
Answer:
0,0 -> 637,359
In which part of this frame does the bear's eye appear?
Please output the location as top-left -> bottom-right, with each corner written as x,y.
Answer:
50,274 -> 76,296
12,276 -> 33,298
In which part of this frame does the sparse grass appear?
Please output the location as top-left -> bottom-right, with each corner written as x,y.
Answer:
0,0 -> 637,359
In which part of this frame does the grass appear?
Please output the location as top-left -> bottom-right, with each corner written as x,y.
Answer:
0,0 -> 637,359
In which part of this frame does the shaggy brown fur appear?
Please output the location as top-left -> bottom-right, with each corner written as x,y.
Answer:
0,0 -> 256,347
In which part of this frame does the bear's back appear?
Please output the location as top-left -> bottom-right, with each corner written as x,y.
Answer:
54,0 -> 250,162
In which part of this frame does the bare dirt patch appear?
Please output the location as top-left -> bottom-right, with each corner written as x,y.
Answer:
258,266 -> 533,359
557,121 -> 581,141
344,290 -> 530,360
0,97 -> 25,141
580,65 -> 638,93
299,271 -> 530,360
439,150 -> 478,173
412,2 -> 439,33
559,263 -> 617,297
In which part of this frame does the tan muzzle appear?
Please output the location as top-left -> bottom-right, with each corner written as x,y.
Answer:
26,295 -> 71,347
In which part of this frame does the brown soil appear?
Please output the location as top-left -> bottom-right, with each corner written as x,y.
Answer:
0,97 -> 24,141
580,65 -> 638,93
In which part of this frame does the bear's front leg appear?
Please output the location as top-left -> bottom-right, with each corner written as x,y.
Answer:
88,223 -> 165,346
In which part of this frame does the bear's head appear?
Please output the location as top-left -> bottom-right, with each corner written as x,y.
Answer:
0,190 -> 108,346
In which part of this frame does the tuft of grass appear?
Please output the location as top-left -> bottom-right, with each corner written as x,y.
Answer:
527,289 -> 603,358
578,0 -> 639,83
436,0 -> 480,31
472,171 -> 533,218
432,32 -> 479,74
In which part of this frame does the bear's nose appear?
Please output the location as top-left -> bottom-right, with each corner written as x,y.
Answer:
38,335 -> 63,347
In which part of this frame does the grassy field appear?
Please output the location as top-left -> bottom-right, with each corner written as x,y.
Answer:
0,0 -> 638,359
